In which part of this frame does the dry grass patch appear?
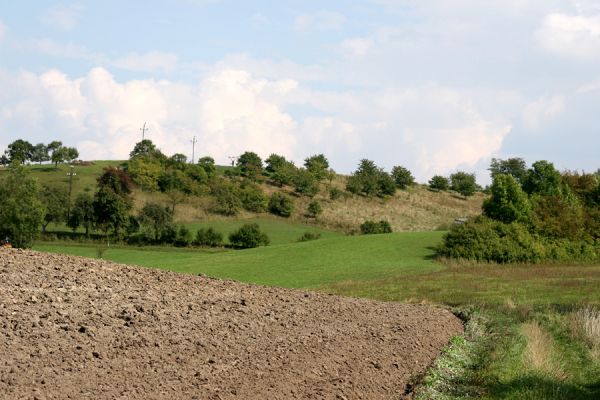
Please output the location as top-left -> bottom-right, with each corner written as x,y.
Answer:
570,307 -> 600,361
522,322 -> 568,379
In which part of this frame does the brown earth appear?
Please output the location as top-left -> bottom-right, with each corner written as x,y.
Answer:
0,248 -> 463,400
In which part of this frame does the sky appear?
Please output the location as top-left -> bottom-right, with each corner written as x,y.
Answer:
0,0 -> 599,183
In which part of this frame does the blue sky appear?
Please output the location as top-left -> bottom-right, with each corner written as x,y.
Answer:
1,0 -> 599,182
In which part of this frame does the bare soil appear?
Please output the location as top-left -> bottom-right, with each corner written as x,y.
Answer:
0,248 -> 462,399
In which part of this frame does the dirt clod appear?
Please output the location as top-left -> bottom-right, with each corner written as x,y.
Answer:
0,248 -> 463,399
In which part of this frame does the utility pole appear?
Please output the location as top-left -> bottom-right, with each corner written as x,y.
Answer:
67,165 -> 76,221
190,136 -> 197,164
228,156 -> 238,167
140,122 -> 150,141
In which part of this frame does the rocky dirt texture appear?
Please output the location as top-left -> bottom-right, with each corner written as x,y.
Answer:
0,248 -> 463,399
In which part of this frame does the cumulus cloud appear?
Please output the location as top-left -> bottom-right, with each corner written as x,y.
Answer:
536,13 -> 600,59
40,4 -> 83,31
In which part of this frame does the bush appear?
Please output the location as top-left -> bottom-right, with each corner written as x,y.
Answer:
306,200 -> 322,218
329,187 -> 343,200
212,180 -> 241,216
298,231 -> 321,242
429,175 -> 449,191
360,220 -> 393,235
194,227 -> 223,247
240,183 -> 267,213
174,225 -> 193,247
268,192 -> 294,217
391,166 -> 415,189
437,216 -> 599,263
228,223 -> 270,249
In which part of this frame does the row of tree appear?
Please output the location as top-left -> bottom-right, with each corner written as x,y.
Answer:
1,139 -> 79,169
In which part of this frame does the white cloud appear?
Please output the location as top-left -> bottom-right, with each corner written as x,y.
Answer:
30,38 -> 101,62
536,13 -> 600,59
294,12 -> 346,32
522,95 -> 566,130
113,51 -> 180,73
40,4 -> 83,31
340,38 -> 372,58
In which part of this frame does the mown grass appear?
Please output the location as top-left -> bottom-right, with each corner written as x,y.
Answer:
34,231 -> 444,288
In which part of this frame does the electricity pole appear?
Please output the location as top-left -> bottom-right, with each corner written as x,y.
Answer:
190,136 -> 197,164
228,156 -> 238,167
67,165 -> 76,221
140,122 -> 150,140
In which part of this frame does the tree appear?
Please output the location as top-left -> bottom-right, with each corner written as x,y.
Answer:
137,203 -> 174,242
228,223 -> 270,249
166,189 -> 186,214
197,156 -> 216,178
268,192 -> 294,217
129,139 -> 165,161
63,147 -> 79,164
523,160 -> 564,197
0,155 -> 9,167
0,164 -> 45,248
391,166 -> 415,189
450,171 -> 477,198
51,146 -> 66,170
346,159 -> 396,197
40,185 -> 69,234
271,160 -> 297,187
293,168 -> 319,197
239,183 -> 267,212
237,151 -> 263,180
31,143 -> 50,165
265,154 -> 288,174
97,167 -> 134,200
67,193 -> 95,236
489,157 -> 527,184
5,139 -> 33,164
127,156 -> 162,191
304,154 -> 329,181
429,175 -> 449,191
482,174 -> 531,224
168,153 -> 187,169
93,187 -> 130,238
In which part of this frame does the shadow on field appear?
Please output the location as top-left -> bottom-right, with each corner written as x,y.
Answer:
488,375 -> 600,400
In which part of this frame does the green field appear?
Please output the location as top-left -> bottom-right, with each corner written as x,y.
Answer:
34,228 -> 600,399
184,218 -> 342,246
35,231 -> 444,287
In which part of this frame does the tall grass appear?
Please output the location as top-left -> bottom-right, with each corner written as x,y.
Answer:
522,322 -> 567,380
571,307 -> 600,361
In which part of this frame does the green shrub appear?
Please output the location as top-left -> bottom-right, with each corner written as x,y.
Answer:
306,200 -> 322,218
239,183 -> 267,213
329,187 -> 343,200
438,216 -> 599,263
360,220 -> 393,235
298,231 -> 321,242
228,223 -> 270,249
268,192 -> 294,217
429,175 -> 449,191
194,227 -> 223,247
174,225 -> 193,247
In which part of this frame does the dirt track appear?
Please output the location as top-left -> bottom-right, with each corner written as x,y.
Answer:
0,248 -> 462,399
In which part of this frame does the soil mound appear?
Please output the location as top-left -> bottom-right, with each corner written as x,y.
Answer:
0,248 -> 462,399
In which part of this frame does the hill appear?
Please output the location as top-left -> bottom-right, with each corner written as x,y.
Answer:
2,161 -> 484,234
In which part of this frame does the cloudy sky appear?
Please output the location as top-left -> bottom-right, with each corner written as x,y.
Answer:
1,0 -> 599,182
